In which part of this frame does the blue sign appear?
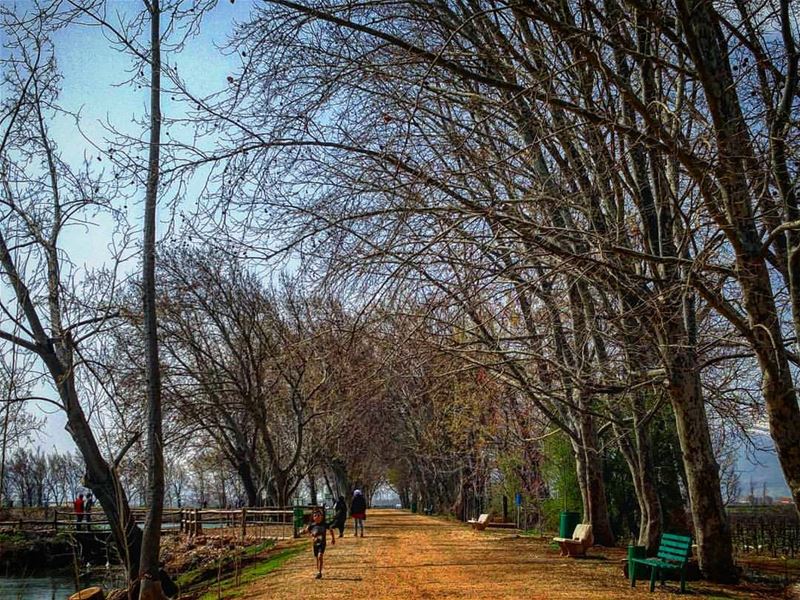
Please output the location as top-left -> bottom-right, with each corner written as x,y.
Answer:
515,492 -> 522,506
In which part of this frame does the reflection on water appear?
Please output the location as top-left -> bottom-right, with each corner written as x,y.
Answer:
0,569 -> 125,600
0,575 -> 77,600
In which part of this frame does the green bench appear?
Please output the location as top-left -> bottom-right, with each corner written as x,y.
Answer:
630,533 -> 692,593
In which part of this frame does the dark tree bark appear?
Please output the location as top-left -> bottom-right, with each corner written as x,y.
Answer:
138,0 -> 165,597
308,472 -> 318,506
237,461 -> 260,507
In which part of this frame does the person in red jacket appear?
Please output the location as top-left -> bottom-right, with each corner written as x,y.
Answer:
74,493 -> 85,531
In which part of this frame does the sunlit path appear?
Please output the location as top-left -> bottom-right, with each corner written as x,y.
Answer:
245,509 -> 771,599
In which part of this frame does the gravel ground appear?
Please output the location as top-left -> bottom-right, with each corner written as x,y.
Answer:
244,509 -> 785,599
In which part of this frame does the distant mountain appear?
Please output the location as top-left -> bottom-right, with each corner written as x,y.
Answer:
735,432 -> 791,499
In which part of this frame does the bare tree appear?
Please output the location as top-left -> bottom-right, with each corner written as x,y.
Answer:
194,0 -> 770,578
0,5 -> 150,585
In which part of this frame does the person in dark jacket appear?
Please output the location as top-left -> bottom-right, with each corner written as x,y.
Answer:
332,495 -> 347,538
84,492 -> 95,530
303,508 -> 336,579
350,489 -> 367,537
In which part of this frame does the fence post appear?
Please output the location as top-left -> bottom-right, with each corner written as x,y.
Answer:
53,510 -> 58,532
195,508 -> 202,535
241,508 -> 247,541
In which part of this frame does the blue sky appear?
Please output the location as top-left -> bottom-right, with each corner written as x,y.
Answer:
6,0 -> 253,451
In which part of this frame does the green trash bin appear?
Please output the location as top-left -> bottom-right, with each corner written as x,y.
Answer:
411,501 -> 418,513
558,511 -> 580,538
293,506 -> 305,534
627,545 -> 646,580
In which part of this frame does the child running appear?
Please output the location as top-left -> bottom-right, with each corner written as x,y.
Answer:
304,508 -> 336,579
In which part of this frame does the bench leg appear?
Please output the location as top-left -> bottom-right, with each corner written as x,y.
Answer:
679,568 -> 686,594
565,545 -> 584,557
630,562 -> 637,588
649,565 -> 657,593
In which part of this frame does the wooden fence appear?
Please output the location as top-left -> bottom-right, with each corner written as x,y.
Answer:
0,506 -> 305,540
729,505 -> 800,558
181,508 -> 298,540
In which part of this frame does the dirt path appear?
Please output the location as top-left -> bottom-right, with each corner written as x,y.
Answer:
245,509 -> 779,599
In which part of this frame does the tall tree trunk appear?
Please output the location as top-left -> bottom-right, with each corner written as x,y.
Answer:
329,458 -> 350,498
308,472 -> 318,506
633,414 -> 663,553
139,1 -> 164,598
567,282 -> 615,546
399,486 -> 410,509
236,461 -> 259,507
0,396 -> 9,507
219,472 -> 227,508
615,412 -> 663,554
666,346 -> 735,581
571,437 -> 589,516
61,368 -> 145,580
575,409 -> 614,546
271,470 -> 289,508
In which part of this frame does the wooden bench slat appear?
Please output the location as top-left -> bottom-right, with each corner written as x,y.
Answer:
657,551 -> 690,561
634,558 -> 681,569
658,546 -> 689,556
661,536 -> 691,545
660,548 -> 690,557
661,533 -> 691,541
659,548 -> 690,558
657,552 -> 689,562
660,541 -> 691,552
661,539 -> 691,550
662,540 -> 691,549
656,548 -> 689,561
660,548 -> 689,557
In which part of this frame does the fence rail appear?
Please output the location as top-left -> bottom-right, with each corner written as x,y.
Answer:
180,507 -> 298,540
0,506 -> 311,541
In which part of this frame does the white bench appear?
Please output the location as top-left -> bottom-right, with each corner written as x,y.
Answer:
552,523 -> 594,557
467,513 -> 491,531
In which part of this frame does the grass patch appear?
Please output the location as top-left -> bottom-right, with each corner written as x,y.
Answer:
242,540 -> 275,558
175,565 -> 206,589
175,540 -> 278,589
197,544 -> 304,600
518,529 -> 546,537
0,531 -> 25,544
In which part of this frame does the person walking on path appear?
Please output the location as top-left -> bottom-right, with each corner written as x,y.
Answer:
350,489 -> 367,537
332,495 -> 347,538
73,493 -> 85,531
303,508 -> 336,579
84,492 -> 94,530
